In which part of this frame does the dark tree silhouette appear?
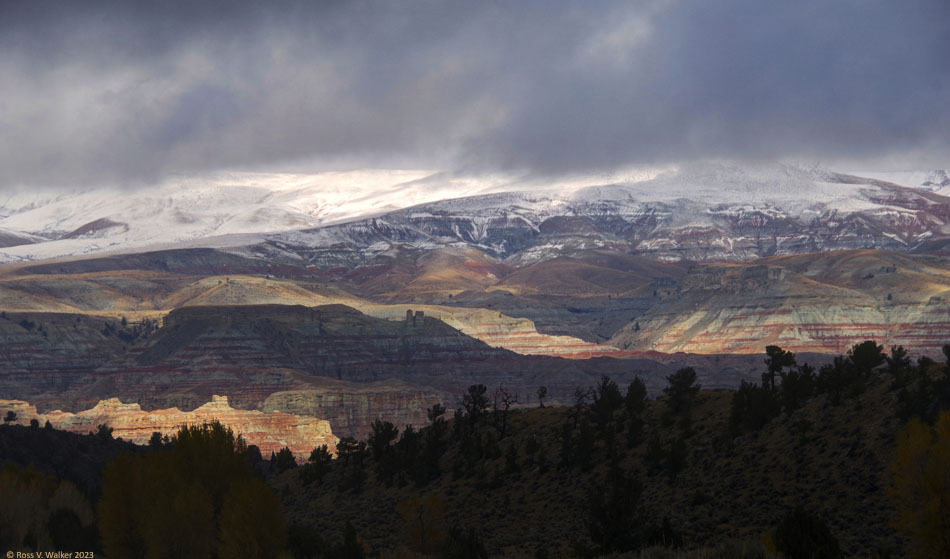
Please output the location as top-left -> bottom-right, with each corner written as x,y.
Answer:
569,386 -> 594,429
663,367 -> 700,415
368,419 -> 399,461
427,403 -> 446,423
275,447 -> 297,473
586,465 -> 646,554
462,384 -> 490,431
493,387 -> 518,439
590,376 -> 623,430
780,363 -> 816,412
764,345 -> 797,390
625,377 -> 647,416
848,340 -> 885,378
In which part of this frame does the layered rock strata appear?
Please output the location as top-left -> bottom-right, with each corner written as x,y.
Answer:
611,251 -> 950,355
348,303 -> 630,358
0,395 -> 337,458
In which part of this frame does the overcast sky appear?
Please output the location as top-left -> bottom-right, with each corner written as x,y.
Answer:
1,0 -> 948,190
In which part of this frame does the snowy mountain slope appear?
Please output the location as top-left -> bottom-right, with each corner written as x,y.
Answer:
258,164 -> 950,265
0,166 -> 676,263
848,169 -> 950,192
0,228 -> 43,248
3,163 -> 950,264
0,169 -> 517,263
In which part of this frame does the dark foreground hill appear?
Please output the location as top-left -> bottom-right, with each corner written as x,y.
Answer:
270,345 -> 950,558
273,385 -> 899,557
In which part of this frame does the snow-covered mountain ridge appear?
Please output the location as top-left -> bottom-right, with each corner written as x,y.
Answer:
0,169 -> 499,261
257,164 -> 950,265
2,163 -> 950,264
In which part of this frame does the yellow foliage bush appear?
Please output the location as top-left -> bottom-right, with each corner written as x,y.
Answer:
891,411 -> 950,559
98,421 -> 286,559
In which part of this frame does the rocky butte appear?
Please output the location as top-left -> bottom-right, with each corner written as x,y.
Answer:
0,395 -> 337,458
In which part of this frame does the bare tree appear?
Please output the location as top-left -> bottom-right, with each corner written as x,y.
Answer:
568,386 -> 594,429
493,386 -> 518,439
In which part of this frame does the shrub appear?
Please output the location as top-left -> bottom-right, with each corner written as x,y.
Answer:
440,524 -> 487,559
730,381 -> 779,434
586,465 -> 647,555
891,412 -> 950,559
772,506 -> 841,559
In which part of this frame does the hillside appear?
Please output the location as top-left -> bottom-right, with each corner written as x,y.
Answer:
4,342 -> 947,558
269,345 -> 950,558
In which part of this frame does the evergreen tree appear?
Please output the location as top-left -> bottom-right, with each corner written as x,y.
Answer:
274,447 -> 297,473
462,384 -> 490,431
887,345 -> 912,384
848,340 -> 885,379
818,356 -> 858,406
730,380 -> 779,434
586,464 -> 646,554
663,367 -> 700,415
334,521 -> 366,559
590,376 -> 623,430
764,345 -> 797,390
368,419 -> 399,461
625,377 -> 647,417
779,363 -> 816,413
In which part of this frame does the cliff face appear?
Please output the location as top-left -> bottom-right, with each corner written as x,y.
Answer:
262,384 -> 443,437
0,395 -> 337,458
0,303 -> 657,437
610,251 -> 950,355
0,312 -> 129,374
348,303 -> 630,359
0,301 -> 785,439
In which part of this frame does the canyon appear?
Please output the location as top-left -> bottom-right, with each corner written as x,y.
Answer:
3,166 -> 950,444
0,298 -> 764,438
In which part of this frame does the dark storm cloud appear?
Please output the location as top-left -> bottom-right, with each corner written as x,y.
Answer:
1,0 -> 948,189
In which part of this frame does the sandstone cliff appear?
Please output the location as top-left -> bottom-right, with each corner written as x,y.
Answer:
0,395 -> 337,458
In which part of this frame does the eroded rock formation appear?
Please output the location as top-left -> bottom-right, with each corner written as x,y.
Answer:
0,395 -> 337,458
611,251 -> 950,355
